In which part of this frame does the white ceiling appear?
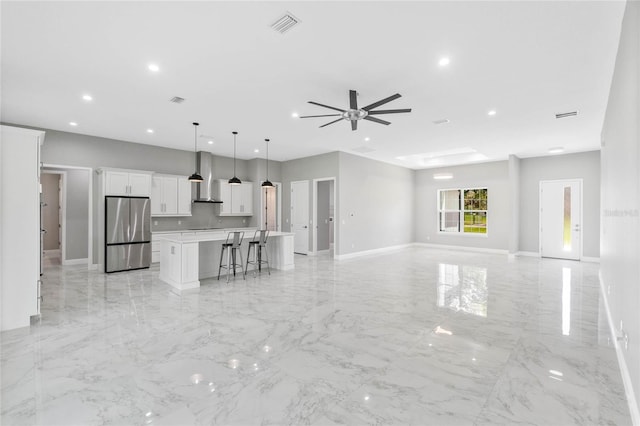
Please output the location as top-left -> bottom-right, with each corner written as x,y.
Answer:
1,1 -> 626,169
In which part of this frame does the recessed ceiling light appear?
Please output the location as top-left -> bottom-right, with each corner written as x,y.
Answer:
69,121 -> 78,126
146,129 -> 154,134
291,112 -> 299,118
254,149 -> 260,153
488,110 -> 497,116
148,63 -> 160,72
548,147 -> 564,154
433,173 -> 453,180
439,57 -> 450,66
364,137 -> 370,142
82,94 -> 93,101
208,140 -> 214,145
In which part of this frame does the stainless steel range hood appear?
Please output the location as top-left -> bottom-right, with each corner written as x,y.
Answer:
193,151 -> 223,203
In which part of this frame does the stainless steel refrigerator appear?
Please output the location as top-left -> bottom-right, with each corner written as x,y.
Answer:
105,196 -> 151,273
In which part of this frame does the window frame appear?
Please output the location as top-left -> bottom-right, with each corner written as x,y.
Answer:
436,187 -> 489,237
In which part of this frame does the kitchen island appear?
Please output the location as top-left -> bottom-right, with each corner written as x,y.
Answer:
157,229 -> 294,291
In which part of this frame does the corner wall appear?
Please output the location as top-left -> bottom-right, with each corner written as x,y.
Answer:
600,0 -> 640,420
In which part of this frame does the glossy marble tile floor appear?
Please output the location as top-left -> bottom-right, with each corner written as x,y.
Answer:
1,247 -> 631,425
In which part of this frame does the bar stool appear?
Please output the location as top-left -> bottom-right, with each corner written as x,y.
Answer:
245,229 -> 270,277
217,231 -> 245,282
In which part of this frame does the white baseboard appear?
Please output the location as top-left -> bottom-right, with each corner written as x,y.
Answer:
62,258 -> 89,266
581,256 -> 600,263
44,249 -> 60,257
89,263 -> 98,270
413,242 -> 508,255
335,243 -> 414,261
517,251 -> 541,257
599,271 -> 640,425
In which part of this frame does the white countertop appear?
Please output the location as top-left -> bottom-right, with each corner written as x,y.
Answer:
152,227 -> 257,235
158,229 -> 293,243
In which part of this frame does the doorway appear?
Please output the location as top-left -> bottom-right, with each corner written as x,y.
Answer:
540,179 -> 582,260
291,180 -> 309,254
41,172 -> 63,266
42,164 -> 93,268
261,182 -> 282,232
312,177 -> 336,256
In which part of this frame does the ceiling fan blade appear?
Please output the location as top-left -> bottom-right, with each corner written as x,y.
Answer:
351,120 -> 357,131
320,118 -> 344,128
349,90 -> 358,110
308,101 -> 346,113
299,114 -> 342,118
367,108 -> 412,115
362,93 -> 402,111
364,116 -> 391,126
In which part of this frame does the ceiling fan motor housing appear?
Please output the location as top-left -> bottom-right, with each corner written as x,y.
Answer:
342,109 -> 368,121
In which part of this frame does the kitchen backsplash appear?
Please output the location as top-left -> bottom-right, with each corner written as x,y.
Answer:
152,203 -> 251,232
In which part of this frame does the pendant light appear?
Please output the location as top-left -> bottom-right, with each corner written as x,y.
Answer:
261,138 -> 274,188
188,122 -> 203,182
228,131 -> 241,185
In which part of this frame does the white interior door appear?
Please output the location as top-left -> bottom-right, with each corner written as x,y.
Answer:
540,180 -> 581,260
291,180 -> 309,254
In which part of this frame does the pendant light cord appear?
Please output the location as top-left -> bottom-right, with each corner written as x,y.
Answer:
265,139 -> 269,181
233,132 -> 237,176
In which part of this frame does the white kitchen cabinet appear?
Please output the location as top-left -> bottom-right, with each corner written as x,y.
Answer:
151,175 -> 191,216
177,178 -> 192,215
104,170 -> 152,196
216,180 -> 253,216
1,125 -> 44,331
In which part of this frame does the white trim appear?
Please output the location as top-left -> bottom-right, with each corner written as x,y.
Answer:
290,180 -> 310,255
62,258 -> 89,266
581,256 -> 600,263
516,251 -> 541,257
335,243 -> 414,261
599,271 -> 640,425
312,177 -> 336,257
259,181 -> 282,232
88,264 -> 98,271
413,242 -> 508,255
42,164 -> 93,270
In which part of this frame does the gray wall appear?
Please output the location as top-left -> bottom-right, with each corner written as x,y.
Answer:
31,127 -> 282,262
338,152 -> 414,256
281,152 -> 339,252
414,161 -> 510,251
519,151 -> 600,257
601,0 -> 639,415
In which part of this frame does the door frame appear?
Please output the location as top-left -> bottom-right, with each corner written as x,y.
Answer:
42,164 -> 94,269
538,178 -> 583,260
312,177 -> 336,256
259,181 -> 282,232
291,180 -> 310,254
41,170 -> 65,262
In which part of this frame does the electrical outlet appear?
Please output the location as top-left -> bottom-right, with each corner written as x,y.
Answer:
243,219 -> 246,223
351,243 -> 355,248
153,220 -> 158,226
178,220 -> 182,225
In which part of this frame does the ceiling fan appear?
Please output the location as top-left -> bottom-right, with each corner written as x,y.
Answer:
300,90 -> 412,131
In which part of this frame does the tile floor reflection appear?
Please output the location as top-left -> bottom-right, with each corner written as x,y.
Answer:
1,247 -> 631,425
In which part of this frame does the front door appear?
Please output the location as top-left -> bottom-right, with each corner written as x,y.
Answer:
540,179 -> 581,260
291,180 -> 309,254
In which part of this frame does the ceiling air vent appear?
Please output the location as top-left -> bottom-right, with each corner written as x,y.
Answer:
270,12 -> 301,34
169,96 -> 185,104
555,111 -> 578,119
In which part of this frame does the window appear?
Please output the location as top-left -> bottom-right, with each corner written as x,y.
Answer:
438,188 -> 488,234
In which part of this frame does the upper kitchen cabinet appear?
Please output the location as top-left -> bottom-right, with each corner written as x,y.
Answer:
103,169 -> 152,196
216,180 -> 253,216
151,174 -> 192,216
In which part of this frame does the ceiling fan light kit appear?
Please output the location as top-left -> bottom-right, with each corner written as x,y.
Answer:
300,89 -> 412,131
